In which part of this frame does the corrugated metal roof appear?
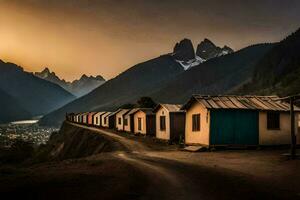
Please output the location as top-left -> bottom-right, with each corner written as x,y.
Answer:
125,108 -> 140,116
88,112 -> 97,116
94,111 -> 106,116
154,104 -> 183,113
117,109 -> 130,116
79,112 -> 89,116
102,112 -> 111,118
107,109 -> 122,117
182,95 -> 300,111
136,108 -> 154,115
161,104 -> 182,112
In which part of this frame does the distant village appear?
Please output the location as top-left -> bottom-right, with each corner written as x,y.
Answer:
66,95 -> 300,148
0,123 -> 58,148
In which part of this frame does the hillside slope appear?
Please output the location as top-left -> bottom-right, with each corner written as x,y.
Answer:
0,89 -> 32,123
0,60 -> 75,117
238,28 -> 300,96
40,55 -> 184,126
150,44 -> 274,103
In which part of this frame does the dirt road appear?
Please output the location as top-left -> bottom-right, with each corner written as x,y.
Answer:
1,122 -> 299,199
67,122 -> 300,200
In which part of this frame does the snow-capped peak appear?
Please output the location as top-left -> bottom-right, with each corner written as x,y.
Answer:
175,55 -> 206,70
172,38 -> 234,70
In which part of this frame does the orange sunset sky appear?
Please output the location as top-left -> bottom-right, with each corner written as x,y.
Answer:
0,0 -> 300,81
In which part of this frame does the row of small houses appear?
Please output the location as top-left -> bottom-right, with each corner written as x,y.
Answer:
66,95 -> 300,147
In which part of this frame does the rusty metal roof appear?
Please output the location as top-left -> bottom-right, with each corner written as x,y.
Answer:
182,95 -> 300,111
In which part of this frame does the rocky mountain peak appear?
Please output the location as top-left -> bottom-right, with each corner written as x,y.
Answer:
196,39 -> 233,60
35,69 -> 106,97
80,74 -> 89,80
173,38 -> 195,62
171,38 -> 234,70
42,67 -> 50,74
35,67 -> 59,80
95,75 -> 105,81
202,38 -> 217,48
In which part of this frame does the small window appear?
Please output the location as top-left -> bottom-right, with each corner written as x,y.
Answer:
104,117 -> 107,124
118,117 -> 122,125
124,118 -> 128,126
160,116 -> 166,131
96,117 -> 98,124
267,112 -> 280,130
138,118 -> 142,131
192,114 -> 200,132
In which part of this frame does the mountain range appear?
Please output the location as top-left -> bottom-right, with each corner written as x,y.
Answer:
2,28 -> 299,126
151,43 -> 273,103
0,60 -> 75,123
172,38 -> 234,70
35,68 -> 106,97
39,54 -> 184,126
39,38 -> 272,126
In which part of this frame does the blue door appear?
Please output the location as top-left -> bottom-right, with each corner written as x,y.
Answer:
210,110 -> 259,145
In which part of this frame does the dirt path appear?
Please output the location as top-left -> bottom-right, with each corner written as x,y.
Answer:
69,122 -> 150,153
69,123 -> 188,199
68,122 -> 300,200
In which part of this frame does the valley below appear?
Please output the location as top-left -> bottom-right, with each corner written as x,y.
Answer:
0,120 -> 58,148
0,122 -> 299,200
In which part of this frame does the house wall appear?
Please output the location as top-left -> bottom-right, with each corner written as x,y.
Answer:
259,111 -> 300,145
185,103 -> 210,146
124,114 -> 131,132
83,114 -> 88,124
156,107 -> 170,140
80,115 -> 83,123
101,115 -> 109,127
93,113 -> 102,126
80,114 -> 84,123
298,114 -> 300,144
116,113 -> 124,131
134,111 -> 147,135
88,114 -> 93,125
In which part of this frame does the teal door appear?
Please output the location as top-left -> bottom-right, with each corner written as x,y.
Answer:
210,110 -> 258,145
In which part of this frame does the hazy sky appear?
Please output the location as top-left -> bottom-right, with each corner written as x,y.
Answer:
0,0 -> 299,81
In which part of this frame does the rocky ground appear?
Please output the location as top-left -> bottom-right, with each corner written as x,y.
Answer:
0,122 -> 299,200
